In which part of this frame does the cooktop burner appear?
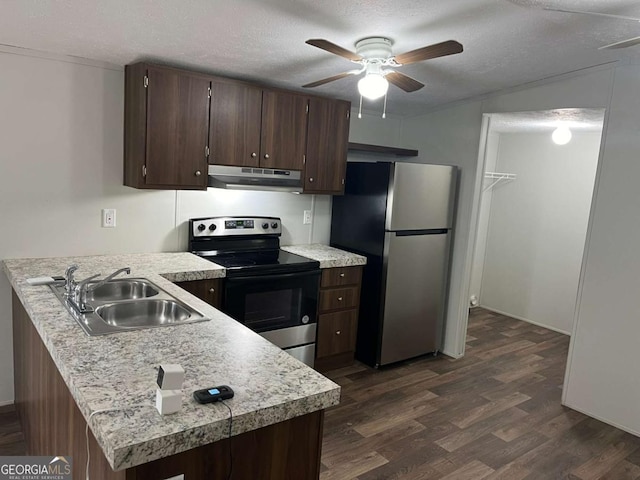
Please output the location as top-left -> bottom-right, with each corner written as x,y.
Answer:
189,216 -> 320,277
200,249 -> 318,272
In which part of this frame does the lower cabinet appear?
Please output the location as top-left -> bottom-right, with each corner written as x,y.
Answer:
174,278 -> 222,308
315,266 -> 362,372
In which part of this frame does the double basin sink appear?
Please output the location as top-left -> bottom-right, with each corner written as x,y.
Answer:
50,278 -> 209,336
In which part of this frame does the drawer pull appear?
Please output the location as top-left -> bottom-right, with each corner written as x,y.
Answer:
209,288 -> 215,293
335,330 -> 341,335
337,296 -> 343,301
339,273 -> 345,278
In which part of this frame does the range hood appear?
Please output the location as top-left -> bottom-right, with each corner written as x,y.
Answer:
208,165 -> 303,193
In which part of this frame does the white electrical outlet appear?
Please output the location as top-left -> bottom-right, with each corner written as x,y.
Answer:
303,210 -> 312,225
102,209 -> 116,228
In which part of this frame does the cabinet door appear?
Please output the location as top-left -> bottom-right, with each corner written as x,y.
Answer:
175,279 -> 222,308
209,81 -> 262,167
317,310 -> 358,358
304,98 -> 350,194
145,67 -> 210,188
260,91 -> 308,170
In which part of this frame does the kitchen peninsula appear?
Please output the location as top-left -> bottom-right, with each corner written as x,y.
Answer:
2,252 -> 342,479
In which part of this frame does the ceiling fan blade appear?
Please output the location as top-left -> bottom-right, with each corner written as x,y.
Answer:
543,7 -> 640,22
385,72 -> 424,92
393,40 -> 463,65
305,39 -> 363,62
599,35 -> 640,50
302,71 -> 356,88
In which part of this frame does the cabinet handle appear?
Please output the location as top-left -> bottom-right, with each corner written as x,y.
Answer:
264,154 -> 270,159
195,170 -> 202,176
209,288 -> 215,293
339,273 -> 345,278
337,296 -> 343,301
336,330 -> 341,335
251,152 -> 257,158
309,177 -> 314,183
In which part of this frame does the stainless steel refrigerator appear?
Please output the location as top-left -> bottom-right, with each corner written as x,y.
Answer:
330,161 -> 457,367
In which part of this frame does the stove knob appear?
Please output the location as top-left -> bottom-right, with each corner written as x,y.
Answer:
208,224 -> 217,232
271,222 -> 279,229
197,224 -> 206,232
262,222 -> 269,230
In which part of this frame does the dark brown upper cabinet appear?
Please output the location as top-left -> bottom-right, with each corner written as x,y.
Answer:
209,81 -> 262,168
124,63 -> 210,190
125,62 -> 351,194
260,91 -> 309,171
304,98 -> 351,194
209,85 -> 308,171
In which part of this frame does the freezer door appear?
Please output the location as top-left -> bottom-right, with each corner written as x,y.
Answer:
380,231 -> 449,365
387,163 -> 456,231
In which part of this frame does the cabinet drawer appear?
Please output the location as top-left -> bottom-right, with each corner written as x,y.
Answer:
175,278 -> 222,308
317,310 -> 358,358
321,266 -> 362,288
319,286 -> 359,311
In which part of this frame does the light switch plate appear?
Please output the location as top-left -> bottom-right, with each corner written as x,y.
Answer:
303,210 -> 312,225
102,209 -> 116,228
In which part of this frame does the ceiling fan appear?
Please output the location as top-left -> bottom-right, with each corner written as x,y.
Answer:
302,37 -> 463,100
544,6 -> 640,49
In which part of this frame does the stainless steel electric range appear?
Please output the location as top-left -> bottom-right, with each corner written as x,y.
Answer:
189,216 -> 320,367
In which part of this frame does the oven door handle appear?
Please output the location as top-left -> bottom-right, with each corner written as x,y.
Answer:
225,269 -> 320,285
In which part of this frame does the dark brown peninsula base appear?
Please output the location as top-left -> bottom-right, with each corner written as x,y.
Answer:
12,292 -> 324,479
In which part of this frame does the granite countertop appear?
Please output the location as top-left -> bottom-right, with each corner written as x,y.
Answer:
282,244 -> 367,269
2,252 -> 340,471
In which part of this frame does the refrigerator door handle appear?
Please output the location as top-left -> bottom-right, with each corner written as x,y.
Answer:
392,229 -> 449,236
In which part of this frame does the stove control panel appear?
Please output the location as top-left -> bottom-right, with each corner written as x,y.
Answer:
190,216 -> 282,238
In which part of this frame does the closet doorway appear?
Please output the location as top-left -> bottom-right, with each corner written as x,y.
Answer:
468,109 -> 604,335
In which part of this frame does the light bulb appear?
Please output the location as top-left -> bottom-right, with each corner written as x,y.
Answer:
358,74 -> 389,100
552,126 -> 572,145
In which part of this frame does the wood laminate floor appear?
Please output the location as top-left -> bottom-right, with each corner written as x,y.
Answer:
319,308 -> 640,480
2,308 -> 639,479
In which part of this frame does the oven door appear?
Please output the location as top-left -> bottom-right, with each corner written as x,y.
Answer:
223,270 -> 321,333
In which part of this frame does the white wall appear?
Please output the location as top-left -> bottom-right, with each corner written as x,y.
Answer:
0,48 -> 344,405
563,63 -> 640,435
480,131 -> 601,334
349,109 -> 403,147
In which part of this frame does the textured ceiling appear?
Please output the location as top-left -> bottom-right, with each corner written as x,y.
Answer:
1,0 -> 639,116
490,108 -> 605,132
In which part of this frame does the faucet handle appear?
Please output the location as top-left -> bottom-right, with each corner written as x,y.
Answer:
64,264 -> 80,295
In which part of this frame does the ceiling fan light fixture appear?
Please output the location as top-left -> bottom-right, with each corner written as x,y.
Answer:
358,73 -> 389,100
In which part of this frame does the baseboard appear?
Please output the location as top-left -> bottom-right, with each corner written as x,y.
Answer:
479,305 -> 571,336
0,401 -> 15,414
0,399 -> 14,408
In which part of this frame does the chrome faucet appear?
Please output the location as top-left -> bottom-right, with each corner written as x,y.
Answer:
65,266 -> 132,313
77,267 -> 132,311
